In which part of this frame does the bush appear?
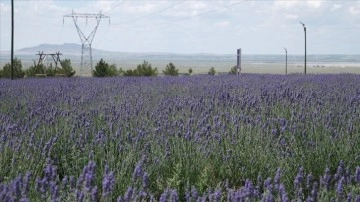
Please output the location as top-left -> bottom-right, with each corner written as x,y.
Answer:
208,67 -> 216,76
25,61 -> 47,77
163,62 -> 178,76
229,65 -> 238,75
123,61 -> 158,77
92,59 -> 117,77
25,59 -> 75,78
58,59 -> 76,77
1,58 -> 25,78
188,68 -> 193,75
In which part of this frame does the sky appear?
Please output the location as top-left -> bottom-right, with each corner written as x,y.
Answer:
0,0 -> 360,55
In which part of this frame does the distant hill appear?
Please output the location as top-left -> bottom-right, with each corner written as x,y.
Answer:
17,43 -> 114,55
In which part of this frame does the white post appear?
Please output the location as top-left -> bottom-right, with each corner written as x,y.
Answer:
237,49 -> 241,75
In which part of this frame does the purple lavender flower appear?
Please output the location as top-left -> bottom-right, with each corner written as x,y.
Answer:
91,186 -> 98,201
279,183 -> 288,202
191,186 -> 198,201
306,173 -> 313,189
76,190 -> 84,202
213,189 -> 222,202
321,167 -> 331,190
102,171 -> 115,197
294,167 -> 304,189
274,168 -> 281,191
355,166 -> 360,184
336,177 -> 345,199
132,159 -> 144,182
264,177 -> 272,191
159,189 -> 168,202
170,189 -> 179,202
124,186 -> 133,202
310,182 -> 319,201
142,172 -> 150,189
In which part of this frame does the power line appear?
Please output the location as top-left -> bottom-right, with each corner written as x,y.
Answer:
103,0 -> 126,15
111,0 -> 186,26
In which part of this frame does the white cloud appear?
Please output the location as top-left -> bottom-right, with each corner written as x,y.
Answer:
214,21 -> 230,28
273,0 -> 301,10
285,14 -> 298,20
330,4 -> 342,12
349,5 -> 360,16
307,0 -> 322,8
0,3 -> 11,13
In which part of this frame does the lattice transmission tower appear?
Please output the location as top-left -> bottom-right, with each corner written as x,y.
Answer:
64,11 -> 110,75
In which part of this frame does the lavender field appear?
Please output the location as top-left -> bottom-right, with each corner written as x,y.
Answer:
1,74 -> 360,201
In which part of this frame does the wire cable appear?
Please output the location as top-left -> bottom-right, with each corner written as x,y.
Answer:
111,0 -> 186,26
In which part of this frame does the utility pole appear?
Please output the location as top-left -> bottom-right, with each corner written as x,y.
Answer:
284,48 -> 287,75
64,11 -> 110,76
237,48 -> 241,76
11,0 -> 14,80
300,22 -> 307,75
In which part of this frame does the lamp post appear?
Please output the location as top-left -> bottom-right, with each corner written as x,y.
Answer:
11,0 -> 14,80
284,48 -> 287,75
300,22 -> 306,75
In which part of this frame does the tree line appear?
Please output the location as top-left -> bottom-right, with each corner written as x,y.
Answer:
0,58 -> 75,78
0,58 -> 240,78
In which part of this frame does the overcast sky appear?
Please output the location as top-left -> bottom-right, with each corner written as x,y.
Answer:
1,0 -> 360,54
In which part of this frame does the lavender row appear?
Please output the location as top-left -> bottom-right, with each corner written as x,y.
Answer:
1,159 -> 360,201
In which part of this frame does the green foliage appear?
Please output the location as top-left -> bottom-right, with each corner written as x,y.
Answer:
188,68 -> 193,75
163,62 -> 179,76
123,60 -> 158,77
59,59 -> 76,77
25,61 -> 46,77
117,68 -> 125,76
208,67 -> 216,75
136,60 -> 158,76
92,58 -> 118,77
1,58 -> 25,78
25,59 -> 76,77
229,65 -> 237,75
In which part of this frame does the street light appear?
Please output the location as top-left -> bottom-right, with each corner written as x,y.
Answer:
300,22 -> 306,75
11,0 -> 14,80
284,48 -> 287,75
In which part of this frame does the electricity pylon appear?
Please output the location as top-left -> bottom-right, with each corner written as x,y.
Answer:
64,11 -> 110,75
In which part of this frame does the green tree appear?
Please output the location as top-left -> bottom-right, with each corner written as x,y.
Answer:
208,67 -> 216,76
229,65 -> 237,75
92,59 -> 117,77
188,68 -> 193,75
58,59 -> 76,77
25,61 -> 46,77
123,61 -> 158,77
136,60 -> 158,76
163,62 -> 179,76
1,58 -> 25,78
46,63 -> 56,77
123,69 -> 137,76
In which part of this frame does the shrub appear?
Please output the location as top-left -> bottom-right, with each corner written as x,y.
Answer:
1,58 -> 25,78
136,60 -> 158,76
93,58 -> 117,77
208,67 -> 216,75
123,61 -> 158,77
58,59 -> 76,77
25,61 -> 47,77
163,62 -> 179,76
229,65 -> 237,75
188,68 -> 193,75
